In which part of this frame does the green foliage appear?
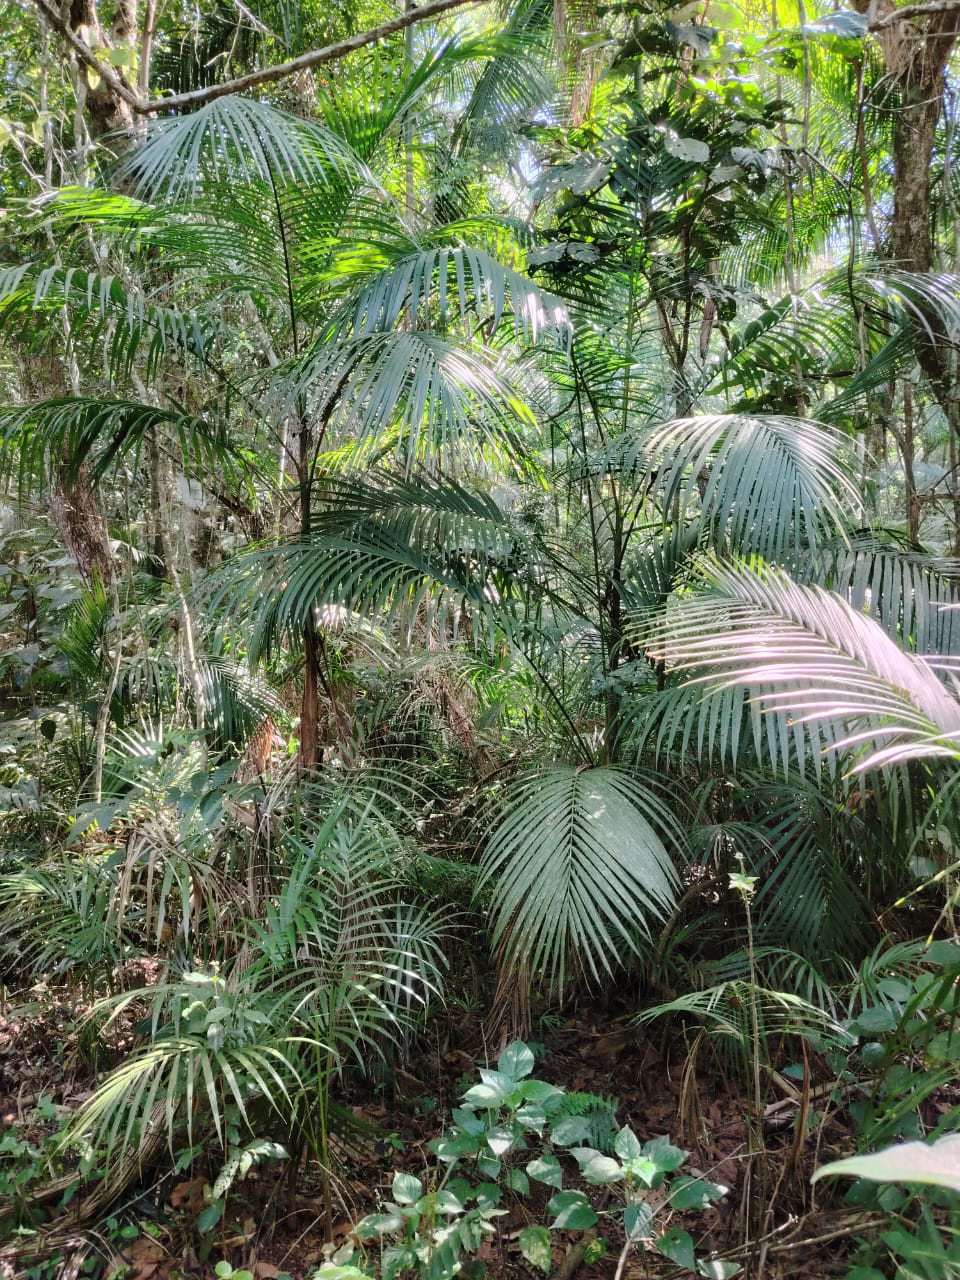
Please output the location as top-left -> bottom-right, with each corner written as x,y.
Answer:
3,0 -> 960,1268
347,1042 -> 735,1280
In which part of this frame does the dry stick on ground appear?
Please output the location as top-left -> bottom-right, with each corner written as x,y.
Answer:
552,1227 -> 599,1280
655,1211 -> 890,1279
31,0 -> 491,116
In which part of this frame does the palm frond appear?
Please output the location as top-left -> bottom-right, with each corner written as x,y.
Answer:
613,414 -> 860,561
0,398 -> 255,496
322,244 -> 568,346
478,765 -> 681,988
275,330 -> 538,472
67,974 -> 300,1160
0,264 -> 215,379
805,534 -> 960,656
649,558 -> 960,772
116,97 -> 358,203
204,474 -> 533,660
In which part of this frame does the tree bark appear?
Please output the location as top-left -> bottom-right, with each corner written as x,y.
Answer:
854,0 -> 960,543
65,0 -> 138,140
49,458 -> 115,586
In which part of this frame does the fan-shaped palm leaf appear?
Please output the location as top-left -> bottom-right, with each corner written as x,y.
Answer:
478,764 -> 681,988
273,330 -> 537,472
115,96 -> 358,203
321,243 -> 568,346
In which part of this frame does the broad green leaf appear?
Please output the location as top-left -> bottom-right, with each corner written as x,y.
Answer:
431,1134 -> 479,1162
451,1108 -> 486,1136
664,136 -> 710,164
357,1212 -> 404,1236
522,1080 -> 566,1108
486,1125 -> 515,1156
462,1082 -> 509,1108
670,1175 -> 727,1210
848,1006 -> 898,1037
925,941 -> 960,969
570,1148 -> 622,1185
527,1152 -> 563,1187
657,1228 -> 696,1271
498,1041 -> 535,1079
392,1172 -> 423,1205
516,1103 -> 548,1133
477,1155 -> 501,1179
643,1136 -> 688,1173
623,1202 -> 653,1240
697,1260 -> 742,1279
197,1197 -> 223,1233
474,1182 -> 501,1210
547,1190 -> 598,1230
614,1126 -> 643,1160
519,1225 -> 552,1274
433,1190 -> 464,1215
813,1134 -> 960,1193
551,1116 -> 592,1146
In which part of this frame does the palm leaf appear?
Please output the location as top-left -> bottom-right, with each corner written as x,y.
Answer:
205,474 -> 532,659
805,534 -> 960,656
650,558 -> 960,772
115,97 -> 358,203
322,243 -> 568,346
0,398 -> 255,496
478,764 -> 680,988
0,264 -> 216,379
615,414 -> 861,560
274,330 -> 538,472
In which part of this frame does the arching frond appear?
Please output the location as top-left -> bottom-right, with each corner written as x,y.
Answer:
205,475 -> 536,660
116,97 -> 358,203
649,558 -> 960,772
0,398 -> 254,496
276,330 -> 538,472
322,244 -> 569,346
0,264 -> 215,379
806,534 -> 960,656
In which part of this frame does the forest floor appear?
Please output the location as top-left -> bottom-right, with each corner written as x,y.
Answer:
0,990 -> 952,1280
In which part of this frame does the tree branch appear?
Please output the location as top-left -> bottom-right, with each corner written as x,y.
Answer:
33,0 -> 143,109
31,0 -> 490,117
871,0 -> 960,28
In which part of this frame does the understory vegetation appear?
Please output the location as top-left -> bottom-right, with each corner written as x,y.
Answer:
1,0 -> 959,1275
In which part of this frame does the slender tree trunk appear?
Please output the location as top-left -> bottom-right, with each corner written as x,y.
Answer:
852,1 -> 960,544
902,379 -> 919,542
